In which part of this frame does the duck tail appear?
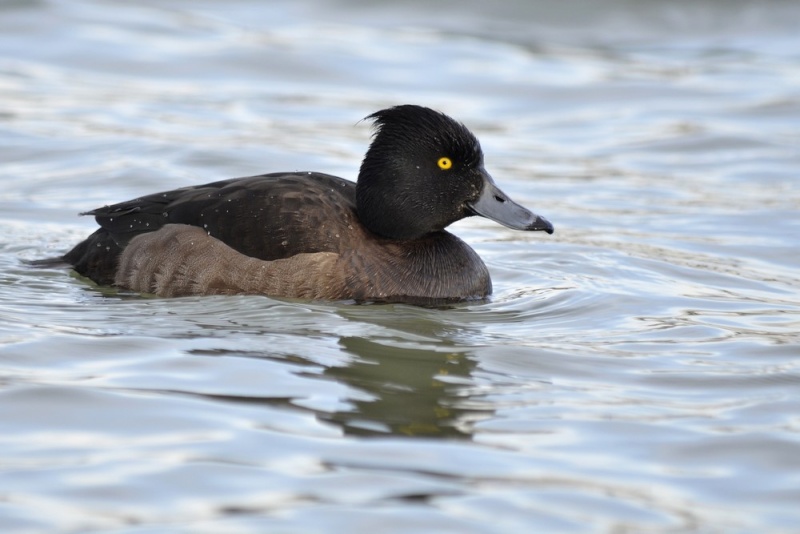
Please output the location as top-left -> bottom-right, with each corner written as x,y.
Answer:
28,228 -> 123,286
27,256 -> 70,268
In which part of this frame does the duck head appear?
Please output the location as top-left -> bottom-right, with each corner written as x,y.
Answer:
356,105 -> 554,240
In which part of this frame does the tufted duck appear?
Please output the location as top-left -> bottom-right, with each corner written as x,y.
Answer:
41,105 -> 554,303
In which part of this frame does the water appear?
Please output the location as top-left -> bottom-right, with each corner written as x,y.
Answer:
2,0 -> 799,532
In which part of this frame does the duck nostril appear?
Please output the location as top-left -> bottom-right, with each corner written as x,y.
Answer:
494,195 -> 505,203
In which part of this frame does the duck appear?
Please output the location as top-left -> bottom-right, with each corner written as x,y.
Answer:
44,105 -> 554,304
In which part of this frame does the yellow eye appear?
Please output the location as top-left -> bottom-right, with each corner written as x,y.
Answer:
437,157 -> 453,170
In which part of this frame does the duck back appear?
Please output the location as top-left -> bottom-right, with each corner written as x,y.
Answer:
65,173 -> 360,284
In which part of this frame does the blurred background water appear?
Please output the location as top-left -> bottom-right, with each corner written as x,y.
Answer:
2,0 -> 800,532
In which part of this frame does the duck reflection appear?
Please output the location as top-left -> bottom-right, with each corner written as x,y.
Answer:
318,335 -> 487,439
185,302 -> 494,440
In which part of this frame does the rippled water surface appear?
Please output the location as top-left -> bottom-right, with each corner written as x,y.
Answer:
2,0 -> 800,532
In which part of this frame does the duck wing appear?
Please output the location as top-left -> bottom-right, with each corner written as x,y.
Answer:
88,172 -> 358,260
62,172 -> 358,285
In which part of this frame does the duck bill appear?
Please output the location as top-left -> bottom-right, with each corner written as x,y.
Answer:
469,173 -> 554,234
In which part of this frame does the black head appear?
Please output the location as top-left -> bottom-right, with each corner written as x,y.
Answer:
356,105 -> 554,240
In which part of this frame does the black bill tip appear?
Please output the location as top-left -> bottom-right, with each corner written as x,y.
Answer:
530,215 -> 554,234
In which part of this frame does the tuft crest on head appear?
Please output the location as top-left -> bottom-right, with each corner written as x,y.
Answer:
364,105 -> 483,168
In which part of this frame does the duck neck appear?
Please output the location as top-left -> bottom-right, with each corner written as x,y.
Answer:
355,176 -> 432,240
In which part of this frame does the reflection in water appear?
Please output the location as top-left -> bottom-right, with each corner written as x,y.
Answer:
186,330 -> 488,440
322,336 -> 485,439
